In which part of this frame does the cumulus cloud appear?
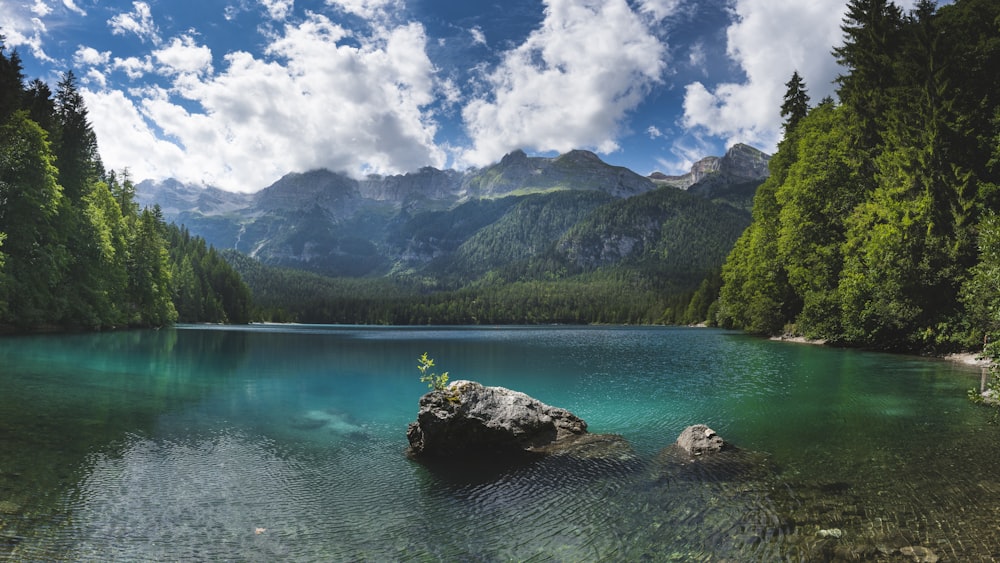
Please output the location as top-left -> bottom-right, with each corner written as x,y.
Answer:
109,1 -> 161,44
113,55 -> 155,79
638,0 -> 683,22
679,0 -> 850,152
30,0 -> 52,17
152,35 -> 214,75
261,0 -> 293,21
647,125 -> 663,139
0,2 -> 51,61
86,13 -> 444,191
74,46 -> 112,66
82,88 -> 190,179
460,0 -> 666,167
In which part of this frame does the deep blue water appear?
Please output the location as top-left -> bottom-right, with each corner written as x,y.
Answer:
1,325 -> 998,560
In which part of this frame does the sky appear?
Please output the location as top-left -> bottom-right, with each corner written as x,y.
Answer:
1,0 -> 931,193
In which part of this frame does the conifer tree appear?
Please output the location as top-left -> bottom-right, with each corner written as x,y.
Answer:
0,37 -> 25,121
779,71 -> 810,135
0,112 -> 69,325
54,71 -> 102,202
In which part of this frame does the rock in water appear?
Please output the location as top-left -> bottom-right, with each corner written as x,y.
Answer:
406,380 -> 588,458
676,424 -> 726,455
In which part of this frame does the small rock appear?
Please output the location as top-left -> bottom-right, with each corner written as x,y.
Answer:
0,500 -> 21,514
818,528 -> 843,539
899,546 -> 939,563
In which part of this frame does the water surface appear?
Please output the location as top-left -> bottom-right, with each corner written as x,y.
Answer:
1,325 -> 998,560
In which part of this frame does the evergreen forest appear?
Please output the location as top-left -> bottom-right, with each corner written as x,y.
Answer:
717,0 -> 1000,352
0,41 -> 251,330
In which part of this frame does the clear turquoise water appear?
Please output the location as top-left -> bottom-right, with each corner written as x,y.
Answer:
1,325 -> 999,561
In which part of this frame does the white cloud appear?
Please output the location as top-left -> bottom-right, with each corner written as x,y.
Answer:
647,125 -> 663,139
0,2 -> 52,61
113,55 -> 155,79
83,88 -> 190,181
470,26 -> 486,46
84,68 -> 108,89
679,0 -> 848,152
460,0 -> 666,167
638,0 -> 683,22
152,35 -> 214,76
87,13 -> 444,192
324,0 -> 399,21
30,0 -> 52,17
74,45 -> 111,66
261,0 -> 293,21
108,1 -> 161,44
62,0 -> 85,16
687,41 -> 706,73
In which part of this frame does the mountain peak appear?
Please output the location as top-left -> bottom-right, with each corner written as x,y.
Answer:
500,149 -> 528,165
649,144 -> 770,190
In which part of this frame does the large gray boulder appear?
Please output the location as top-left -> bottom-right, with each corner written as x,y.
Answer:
675,424 -> 726,455
406,380 -> 588,458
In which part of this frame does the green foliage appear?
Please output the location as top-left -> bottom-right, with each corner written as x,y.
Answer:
417,353 -> 449,392
0,48 -> 251,331
718,0 -> 1000,351
167,225 -> 252,324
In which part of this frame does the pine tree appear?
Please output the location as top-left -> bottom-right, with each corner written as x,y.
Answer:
0,37 -> 25,121
833,0 -> 904,151
0,112 -> 69,325
54,71 -> 103,202
779,71 -> 810,135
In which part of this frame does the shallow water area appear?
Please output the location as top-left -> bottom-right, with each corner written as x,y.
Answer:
1,325 -> 999,561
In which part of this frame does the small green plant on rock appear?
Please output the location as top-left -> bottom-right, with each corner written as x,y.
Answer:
417,352 -> 450,391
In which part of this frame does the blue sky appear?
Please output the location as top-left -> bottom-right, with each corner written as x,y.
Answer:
1,0 -> 928,192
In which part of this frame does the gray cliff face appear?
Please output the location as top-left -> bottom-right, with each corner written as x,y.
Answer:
406,380 -> 588,458
720,143 -> 770,180
461,149 -> 656,199
252,170 -> 362,219
359,167 -> 464,207
650,143 -> 770,190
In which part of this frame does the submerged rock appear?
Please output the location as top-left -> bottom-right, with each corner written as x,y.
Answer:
531,432 -> 638,462
406,380 -> 589,459
898,546 -> 939,562
818,528 -> 844,539
651,425 -> 767,483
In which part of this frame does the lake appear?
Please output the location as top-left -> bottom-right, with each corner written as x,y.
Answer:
1,325 -> 998,561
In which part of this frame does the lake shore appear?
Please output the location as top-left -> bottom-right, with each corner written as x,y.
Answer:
944,351 -> 991,368
768,333 -> 994,370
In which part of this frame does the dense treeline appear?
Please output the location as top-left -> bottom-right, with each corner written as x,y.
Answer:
0,39 -> 250,329
717,0 -> 1000,352
226,248 -> 718,326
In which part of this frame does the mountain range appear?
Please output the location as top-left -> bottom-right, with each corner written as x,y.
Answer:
136,144 -> 770,298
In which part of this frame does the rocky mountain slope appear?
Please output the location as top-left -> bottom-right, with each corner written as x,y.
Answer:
136,145 -> 769,286
649,143 -> 770,190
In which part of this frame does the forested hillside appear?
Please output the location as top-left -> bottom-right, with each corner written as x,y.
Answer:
717,0 -> 1000,352
223,184 -> 749,325
0,42 -> 251,330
